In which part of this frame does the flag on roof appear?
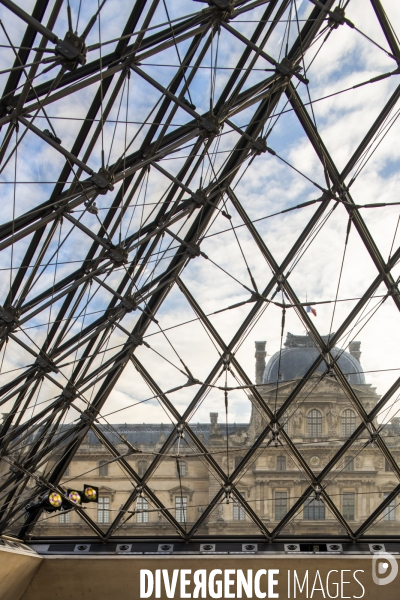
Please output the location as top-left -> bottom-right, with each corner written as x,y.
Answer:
306,305 -> 317,317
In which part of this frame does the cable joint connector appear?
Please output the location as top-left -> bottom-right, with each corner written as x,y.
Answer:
198,113 -> 222,137
328,6 -> 354,29
0,305 -> 19,325
325,362 -> 336,377
107,244 -> 129,265
191,189 -> 208,207
271,423 -> 280,447
181,97 -> 196,111
43,128 -> 62,145
314,485 -> 323,502
84,200 -> 98,215
35,354 -> 59,374
275,273 -> 286,292
252,137 -> 268,155
176,424 -> 185,438
55,31 -> 87,71
80,406 -> 97,425
185,243 -> 206,259
275,58 -> 309,84
61,384 -> 76,402
129,333 -> 148,348
369,431 -> 379,446
91,168 -> 114,195
252,137 -> 276,156
222,352 -> 233,368
224,484 -> 232,503
185,376 -> 200,387
121,296 -> 137,312
207,0 -> 235,21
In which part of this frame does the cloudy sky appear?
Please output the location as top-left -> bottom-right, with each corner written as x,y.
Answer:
0,0 -> 399,437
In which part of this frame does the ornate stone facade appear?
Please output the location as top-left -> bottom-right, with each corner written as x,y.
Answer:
31,333 -> 400,538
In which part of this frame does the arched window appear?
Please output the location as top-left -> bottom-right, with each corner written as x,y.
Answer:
344,456 -> 354,471
98,460 -> 108,477
280,413 -> 289,434
343,492 -> 355,520
59,511 -> 71,524
137,497 -> 149,523
308,409 -> 322,437
175,496 -> 187,522
277,456 -> 286,471
384,493 -> 396,521
138,460 -> 148,477
304,497 -> 325,520
275,492 -> 287,520
385,459 -> 394,472
342,409 -> 356,436
233,494 -> 246,521
177,460 -> 186,477
235,456 -> 243,470
98,496 -> 110,523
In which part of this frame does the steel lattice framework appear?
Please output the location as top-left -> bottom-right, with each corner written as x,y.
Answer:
0,0 -> 399,543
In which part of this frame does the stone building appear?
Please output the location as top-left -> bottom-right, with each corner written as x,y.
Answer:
31,333 -> 399,538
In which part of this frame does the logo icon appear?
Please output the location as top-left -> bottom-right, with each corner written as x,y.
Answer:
372,551 -> 398,586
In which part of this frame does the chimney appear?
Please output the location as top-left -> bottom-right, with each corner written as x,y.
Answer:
349,341 -> 361,363
255,341 -> 266,384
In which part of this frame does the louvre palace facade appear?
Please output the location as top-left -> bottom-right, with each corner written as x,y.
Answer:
27,333 -> 399,538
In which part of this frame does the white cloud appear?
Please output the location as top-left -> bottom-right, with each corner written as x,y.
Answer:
0,0 -> 399,435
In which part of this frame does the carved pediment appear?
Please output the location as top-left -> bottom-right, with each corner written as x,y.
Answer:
235,482 -> 252,497
168,485 -> 194,501
381,481 -> 398,492
314,379 -> 341,392
98,486 -> 116,500
270,479 -> 292,487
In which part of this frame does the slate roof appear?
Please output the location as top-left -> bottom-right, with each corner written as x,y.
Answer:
263,332 -> 366,385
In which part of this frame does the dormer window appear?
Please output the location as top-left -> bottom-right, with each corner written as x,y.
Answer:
138,460 -> 148,477
99,461 -> 108,477
342,409 -> 356,436
344,456 -> 354,471
277,455 -> 286,471
308,409 -> 322,437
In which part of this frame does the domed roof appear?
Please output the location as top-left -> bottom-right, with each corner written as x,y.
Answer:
263,332 -> 365,385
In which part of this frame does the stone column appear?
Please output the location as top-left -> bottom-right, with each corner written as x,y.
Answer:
255,341 -> 267,384
263,480 -> 270,519
261,481 -> 265,517
349,341 -> 361,363
255,480 -> 262,517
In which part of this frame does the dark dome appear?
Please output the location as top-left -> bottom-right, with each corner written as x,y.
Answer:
263,333 -> 365,385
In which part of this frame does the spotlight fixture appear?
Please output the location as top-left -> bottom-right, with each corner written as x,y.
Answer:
83,484 -> 98,503
26,491 -> 63,515
46,492 -> 63,511
25,483 -> 98,516
67,485 -> 98,505
66,485 -> 98,506
67,489 -> 82,505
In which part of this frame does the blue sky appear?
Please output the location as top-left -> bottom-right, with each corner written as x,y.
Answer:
0,0 -> 399,433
